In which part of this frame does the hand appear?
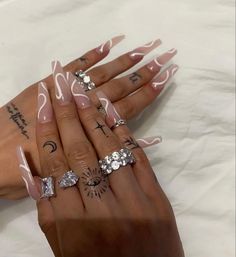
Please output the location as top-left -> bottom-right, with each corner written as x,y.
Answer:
17,63 -> 184,257
1,35 -> 178,199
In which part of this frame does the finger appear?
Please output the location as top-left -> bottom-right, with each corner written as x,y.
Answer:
96,92 -> 161,199
71,78 -> 143,203
37,198 -> 62,257
16,148 -> 61,257
115,64 -> 179,120
36,81 -> 84,218
87,38 -> 162,86
51,62 -> 116,216
96,48 -> 177,103
64,35 -> 125,74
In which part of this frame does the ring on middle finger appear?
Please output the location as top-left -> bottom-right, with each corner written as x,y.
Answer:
99,148 -> 136,175
74,70 -> 96,91
58,170 -> 80,188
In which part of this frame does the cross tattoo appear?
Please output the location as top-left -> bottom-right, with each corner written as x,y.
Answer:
95,121 -> 107,137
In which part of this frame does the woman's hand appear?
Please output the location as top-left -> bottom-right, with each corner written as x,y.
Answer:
17,62 -> 183,257
1,35 -> 178,199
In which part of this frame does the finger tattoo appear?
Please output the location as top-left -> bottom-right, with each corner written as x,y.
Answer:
129,72 -> 142,84
43,141 -> 57,153
124,137 -> 140,150
78,56 -> 87,64
81,168 -> 109,199
95,121 -> 108,137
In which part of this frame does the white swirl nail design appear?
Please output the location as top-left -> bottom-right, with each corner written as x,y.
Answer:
137,137 -> 162,146
71,81 -> 90,102
38,83 -> 47,120
171,66 -> 179,76
143,40 -> 158,48
152,70 -> 170,89
167,48 -> 177,54
18,146 -> 35,188
130,52 -> 145,58
99,40 -> 112,53
52,61 -> 67,100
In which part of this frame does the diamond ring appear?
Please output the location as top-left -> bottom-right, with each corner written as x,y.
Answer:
110,119 -> 127,130
58,170 -> 80,188
74,70 -> 96,91
41,176 -> 55,198
99,148 -> 136,175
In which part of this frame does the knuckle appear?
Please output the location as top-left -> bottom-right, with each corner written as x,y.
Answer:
110,80 -> 127,98
42,156 -> 67,176
91,67 -> 110,83
100,137 -> 122,154
67,141 -> 94,163
56,109 -> 77,124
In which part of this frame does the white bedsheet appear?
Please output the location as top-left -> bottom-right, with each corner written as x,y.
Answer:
0,0 -> 235,256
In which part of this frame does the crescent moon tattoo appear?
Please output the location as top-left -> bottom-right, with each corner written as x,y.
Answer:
43,141 -> 57,153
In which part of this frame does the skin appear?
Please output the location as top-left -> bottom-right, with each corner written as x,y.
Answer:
28,65 -> 185,257
0,41 -> 177,200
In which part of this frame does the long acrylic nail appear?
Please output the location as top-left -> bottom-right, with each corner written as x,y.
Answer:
96,91 -> 120,128
52,61 -> 72,105
129,39 -> 162,61
137,136 -> 162,148
96,35 -> 125,54
151,64 -> 179,91
67,72 -> 91,109
16,146 -> 40,200
37,82 -> 53,123
147,48 -> 177,73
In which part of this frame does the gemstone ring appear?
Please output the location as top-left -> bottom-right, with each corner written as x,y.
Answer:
99,148 -> 136,175
74,70 -> 96,91
58,170 -> 80,189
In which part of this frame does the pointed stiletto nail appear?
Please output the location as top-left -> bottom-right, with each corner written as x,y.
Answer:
37,82 -> 53,123
151,64 -> 179,91
137,136 -> 162,148
51,61 -> 72,105
96,91 -> 121,128
66,72 -> 91,109
129,39 -> 162,61
96,35 -> 126,54
16,146 -> 40,200
147,48 -> 178,73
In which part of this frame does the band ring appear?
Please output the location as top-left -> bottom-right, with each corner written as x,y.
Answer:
74,70 -> 96,91
110,119 -> 127,130
99,148 -> 136,175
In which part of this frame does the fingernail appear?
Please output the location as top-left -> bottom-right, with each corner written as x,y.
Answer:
129,39 -> 162,61
137,136 -> 162,148
67,72 -> 91,109
151,64 -> 179,91
16,146 -> 40,201
147,48 -> 178,73
37,82 -> 53,123
96,91 -> 120,128
96,34 -> 126,54
52,60 -> 72,105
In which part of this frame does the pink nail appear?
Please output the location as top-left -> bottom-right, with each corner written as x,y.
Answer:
96,35 -> 126,54
96,91 -> 121,128
52,61 -> 72,105
151,64 -> 179,91
137,136 -> 162,148
67,72 -> 91,109
37,82 -> 53,123
147,48 -> 178,73
16,146 -> 40,200
129,39 -> 162,61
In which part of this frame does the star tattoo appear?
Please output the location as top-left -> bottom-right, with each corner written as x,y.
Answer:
95,121 -> 107,137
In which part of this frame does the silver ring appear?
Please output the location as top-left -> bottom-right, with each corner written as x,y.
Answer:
74,70 -> 96,91
41,177 -> 55,198
99,148 -> 136,175
58,170 -> 79,188
110,119 -> 127,130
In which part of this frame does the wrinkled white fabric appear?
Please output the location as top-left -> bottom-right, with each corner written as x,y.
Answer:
0,0 -> 235,256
